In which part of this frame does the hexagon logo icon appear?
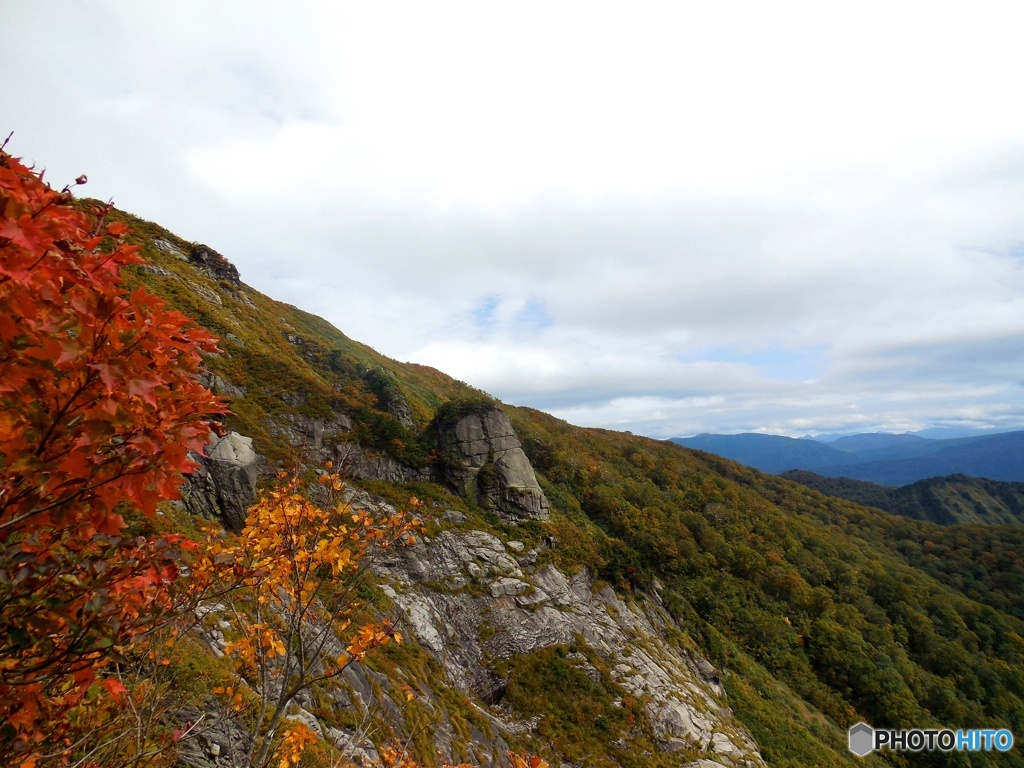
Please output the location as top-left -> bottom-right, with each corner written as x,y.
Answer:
848,722 -> 874,757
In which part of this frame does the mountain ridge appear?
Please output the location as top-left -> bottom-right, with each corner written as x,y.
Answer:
780,470 -> 1024,526
672,430 -> 1024,484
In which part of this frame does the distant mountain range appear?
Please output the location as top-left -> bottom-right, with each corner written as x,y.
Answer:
670,429 -> 1024,485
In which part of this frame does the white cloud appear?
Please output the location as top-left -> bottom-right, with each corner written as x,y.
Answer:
6,0 -> 1024,438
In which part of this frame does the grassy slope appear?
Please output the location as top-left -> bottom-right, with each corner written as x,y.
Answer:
111,206 -> 1024,767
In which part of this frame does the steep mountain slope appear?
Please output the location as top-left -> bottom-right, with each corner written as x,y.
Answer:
777,471 -> 896,512
107,205 -> 1024,768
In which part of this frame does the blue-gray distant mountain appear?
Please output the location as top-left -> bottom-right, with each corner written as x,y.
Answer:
670,433 -> 854,473
671,430 -> 1024,484
825,432 -> 932,459
812,430 -> 1024,485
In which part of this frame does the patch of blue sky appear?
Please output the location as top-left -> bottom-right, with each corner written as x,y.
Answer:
682,344 -> 827,382
1006,242 -> 1024,262
470,294 -> 552,339
471,294 -> 501,333
515,297 -> 553,333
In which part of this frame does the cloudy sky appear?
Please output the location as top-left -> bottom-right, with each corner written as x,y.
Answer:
6,1 -> 1024,438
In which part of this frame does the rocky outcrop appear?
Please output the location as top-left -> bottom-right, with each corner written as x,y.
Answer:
189,243 -> 241,285
386,393 -> 415,430
181,431 -> 259,531
370,524 -> 765,767
347,447 -> 431,484
152,238 -> 189,261
269,411 -> 353,453
198,371 -> 246,399
436,408 -> 550,522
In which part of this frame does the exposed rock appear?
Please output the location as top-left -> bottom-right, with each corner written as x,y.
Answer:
140,263 -> 177,278
436,408 -> 550,521
386,391 -> 415,429
332,442 -> 430,484
355,452 -> 430,484
193,602 -> 229,657
489,577 -> 530,597
152,238 -> 188,261
373,529 -> 766,767
711,732 -> 741,756
442,509 -> 467,523
285,707 -> 324,737
199,371 -> 246,399
362,367 -> 416,429
174,483 -> 764,768
567,651 -> 602,682
189,243 -> 241,285
696,656 -> 721,686
191,283 -> 223,305
375,529 -> 524,588
277,390 -> 306,408
270,412 -> 352,454
327,728 -> 380,765
173,706 -> 250,768
181,431 -> 259,532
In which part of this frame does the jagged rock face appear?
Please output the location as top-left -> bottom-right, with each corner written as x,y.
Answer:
371,525 -> 767,768
176,487 -> 765,768
198,371 -> 246,399
189,243 -> 241,285
325,440 -> 431,485
269,411 -> 353,453
386,394 -> 415,430
437,408 -> 550,522
181,431 -> 259,532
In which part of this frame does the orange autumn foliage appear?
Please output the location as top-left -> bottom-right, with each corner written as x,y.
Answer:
188,467 -> 421,768
189,471 -> 551,768
0,146 -> 225,763
375,744 -> 549,768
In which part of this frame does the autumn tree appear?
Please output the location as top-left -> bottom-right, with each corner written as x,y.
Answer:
0,144 -> 225,764
188,466 -> 420,768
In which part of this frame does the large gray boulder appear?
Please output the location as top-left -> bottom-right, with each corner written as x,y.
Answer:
181,431 -> 259,531
436,407 -> 550,521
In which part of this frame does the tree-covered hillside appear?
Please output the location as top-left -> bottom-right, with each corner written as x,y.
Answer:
513,415 -> 1024,766
781,471 -> 1024,526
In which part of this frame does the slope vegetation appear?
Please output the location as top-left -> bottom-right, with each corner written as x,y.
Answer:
781,471 -> 1024,526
